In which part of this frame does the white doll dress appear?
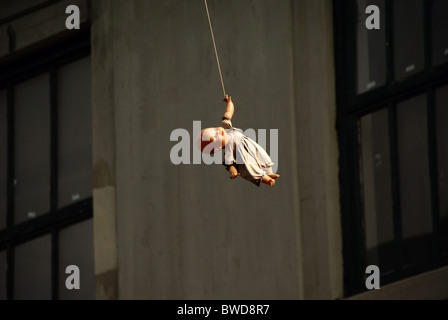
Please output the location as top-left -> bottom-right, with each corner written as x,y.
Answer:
223,127 -> 274,186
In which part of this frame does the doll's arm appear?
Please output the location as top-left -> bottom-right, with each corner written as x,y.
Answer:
228,165 -> 240,179
222,95 -> 234,129
223,95 -> 234,120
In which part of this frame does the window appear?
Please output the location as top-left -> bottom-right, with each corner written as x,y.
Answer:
431,0 -> 448,67
360,108 -> 395,273
356,0 -> 387,94
14,73 -> 51,224
57,58 -> 93,210
397,95 -> 433,266
0,30 -> 93,299
393,0 -> 424,80
14,234 -> 52,300
58,219 -> 94,300
335,0 -> 448,296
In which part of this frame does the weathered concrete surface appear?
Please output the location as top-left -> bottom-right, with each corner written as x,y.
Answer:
91,0 -> 342,300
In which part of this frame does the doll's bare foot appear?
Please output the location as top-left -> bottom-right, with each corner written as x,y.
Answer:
268,174 -> 280,180
230,172 -> 240,179
229,166 -> 240,179
262,175 -> 275,187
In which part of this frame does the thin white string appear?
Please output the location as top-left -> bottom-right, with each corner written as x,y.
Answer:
204,0 -> 226,98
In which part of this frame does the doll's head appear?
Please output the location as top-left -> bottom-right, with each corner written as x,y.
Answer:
197,127 -> 227,154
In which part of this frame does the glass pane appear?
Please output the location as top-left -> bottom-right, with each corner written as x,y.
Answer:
57,57 -> 92,209
397,94 -> 433,266
0,91 -> 6,230
436,85 -> 448,255
0,250 -> 6,300
393,0 -> 424,81
360,109 -> 395,272
59,219 -> 94,300
431,0 -> 448,66
14,74 -> 50,224
356,0 -> 387,94
14,234 -> 51,300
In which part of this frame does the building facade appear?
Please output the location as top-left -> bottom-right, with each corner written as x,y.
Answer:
0,0 -> 447,300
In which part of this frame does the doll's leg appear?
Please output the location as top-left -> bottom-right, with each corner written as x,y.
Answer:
262,175 -> 276,187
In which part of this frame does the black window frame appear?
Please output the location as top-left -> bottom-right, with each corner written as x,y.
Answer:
334,0 -> 448,296
0,28 -> 92,300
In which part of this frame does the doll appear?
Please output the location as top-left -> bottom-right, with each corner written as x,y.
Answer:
198,95 -> 280,187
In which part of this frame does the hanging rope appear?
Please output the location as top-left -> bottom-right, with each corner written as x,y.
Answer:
204,0 -> 226,98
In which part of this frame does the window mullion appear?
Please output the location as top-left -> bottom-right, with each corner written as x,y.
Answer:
50,69 -> 59,300
51,228 -> 59,300
427,87 -> 440,260
6,244 -> 14,300
6,86 -> 14,228
347,0 -> 357,102
50,69 -> 58,215
385,0 -> 394,84
6,86 -> 14,300
388,103 -> 403,272
424,0 -> 432,70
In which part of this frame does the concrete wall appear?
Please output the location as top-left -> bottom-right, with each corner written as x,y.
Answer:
91,0 -> 119,300
293,0 -> 343,299
91,0 -> 342,299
